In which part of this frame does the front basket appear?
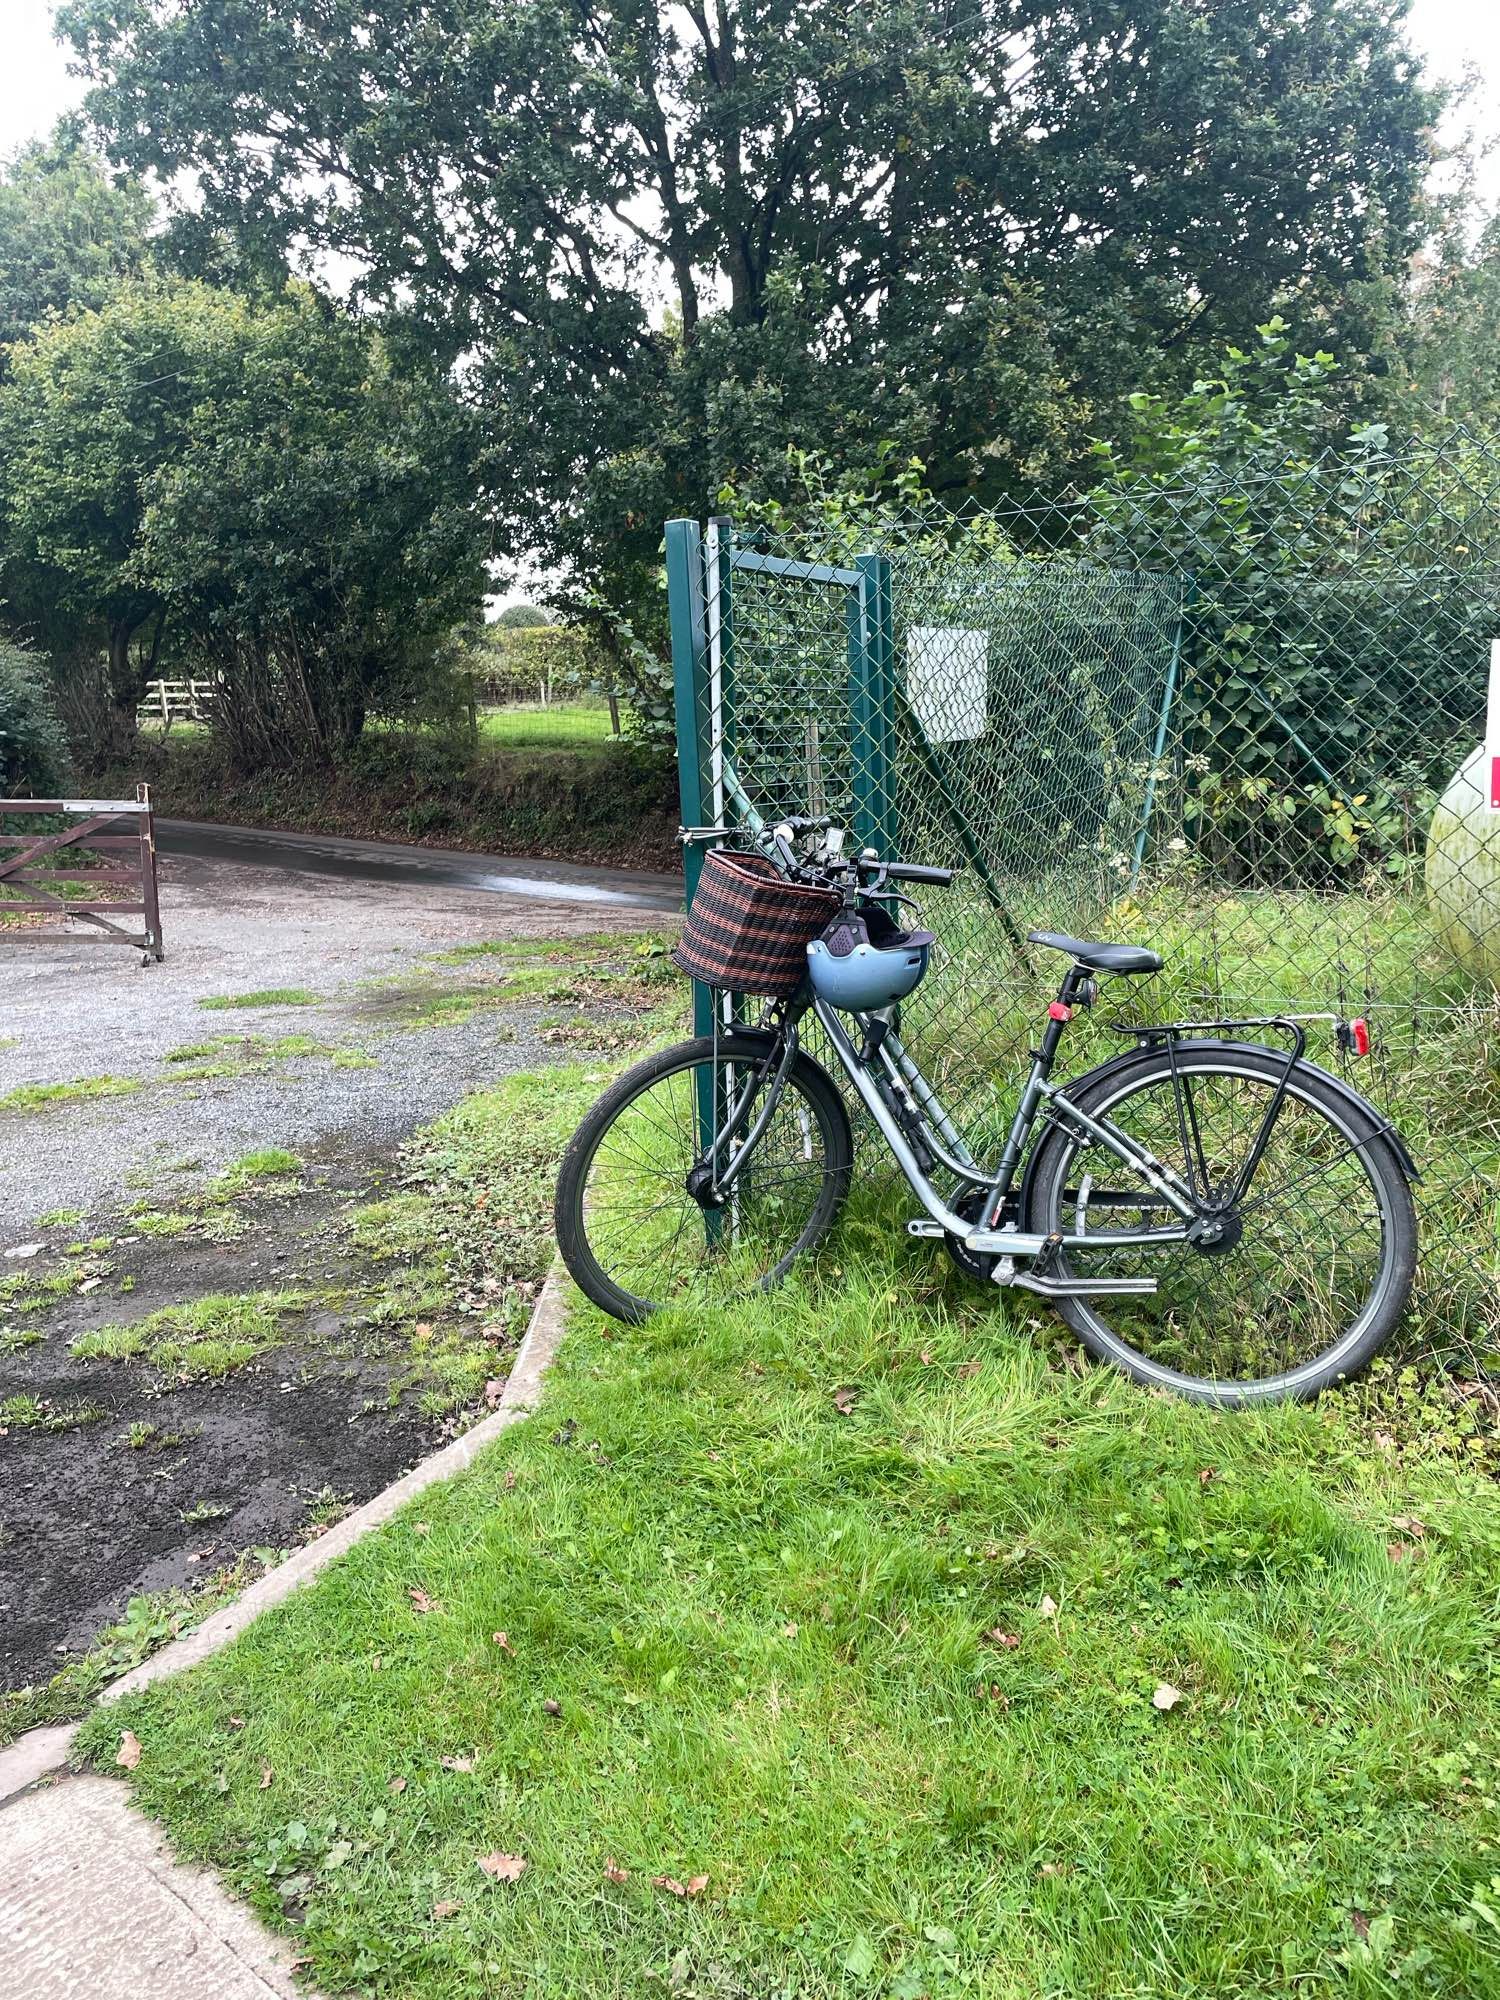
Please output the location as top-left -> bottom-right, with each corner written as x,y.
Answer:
672,850 -> 842,998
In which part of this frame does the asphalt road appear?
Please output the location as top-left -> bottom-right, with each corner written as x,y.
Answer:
156,817 -> 684,913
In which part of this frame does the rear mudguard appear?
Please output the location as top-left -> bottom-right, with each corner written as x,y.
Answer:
1032,1036 -> 1420,1185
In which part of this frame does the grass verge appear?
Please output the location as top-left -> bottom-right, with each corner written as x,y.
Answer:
87,1064 -> 1500,2000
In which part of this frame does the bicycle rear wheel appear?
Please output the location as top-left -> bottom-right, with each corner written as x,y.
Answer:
555,1035 -> 853,1324
1020,1043 -> 1417,1403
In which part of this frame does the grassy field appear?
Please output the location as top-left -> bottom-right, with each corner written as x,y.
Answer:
88,1050 -> 1500,2000
476,701 -> 619,750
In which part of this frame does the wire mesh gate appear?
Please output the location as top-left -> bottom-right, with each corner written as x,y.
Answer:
667,458 -> 1500,1352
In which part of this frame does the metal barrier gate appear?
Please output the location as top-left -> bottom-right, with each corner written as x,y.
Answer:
0,787 -> 164,960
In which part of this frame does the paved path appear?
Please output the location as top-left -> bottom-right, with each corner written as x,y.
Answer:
0,1773 -> 319,1999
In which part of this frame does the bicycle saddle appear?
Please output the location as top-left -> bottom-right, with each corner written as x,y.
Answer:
1028,930 -> 1163,976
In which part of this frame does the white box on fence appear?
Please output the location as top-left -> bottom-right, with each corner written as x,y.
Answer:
908,625 -> 988,743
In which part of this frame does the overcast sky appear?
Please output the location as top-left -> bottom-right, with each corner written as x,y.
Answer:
3,1 -> 1498,212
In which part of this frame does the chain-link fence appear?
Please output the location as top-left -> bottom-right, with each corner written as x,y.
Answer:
668,429 -> 1500,1350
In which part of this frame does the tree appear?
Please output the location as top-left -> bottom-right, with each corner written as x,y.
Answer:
1408,216 -> 1500,434
62,0 -> 1435,622
493,604 -> 552,629
0,276 -> 486,759
0,640 -> 71,794
0,133 -> 151,369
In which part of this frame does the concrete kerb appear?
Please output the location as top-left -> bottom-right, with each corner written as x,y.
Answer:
0,1262 -> 572,1806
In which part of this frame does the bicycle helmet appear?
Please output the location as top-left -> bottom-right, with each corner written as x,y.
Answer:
806,903 -> 934,1011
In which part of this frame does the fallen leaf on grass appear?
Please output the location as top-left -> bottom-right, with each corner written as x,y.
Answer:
259,1764 -> 274,1789
604,1858 -> 630,1884
1197,1466 -> 1217,1486
388,1776 -> 408,1794
1391,1515 -> 1427,1538
1039,1862 -> 1068,1878
477,1851 -> 526,1882
491,1630 -> 515,1655
1350,1909 -> 1371,1941
414,1521 -> 430,1536
1152,1683 -> 1183,1711
432,1900 -> 463,1920
653,1873 -> 709,1898
782,1621 -> 799,1639
832,1385 -> 859,1415
227,1716 -> 246,1731
484,1378 -> 505,1409
115,1729 -> 142,1770
985,1628 -> 1021,1650
414,1321 -> 434,1338
440,1754 -> 476,1773
957,1359 -> 982,1377
1039,1595 -> 1059,1622
918,1350 -> 934,1366
542,1698 -> 562,1716
1387,1540 -> 1412,1562
408,1585 -> 440,1614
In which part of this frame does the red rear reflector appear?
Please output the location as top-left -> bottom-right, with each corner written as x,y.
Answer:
1491,756 -> 1500,809
1351,1017 -> 1370,1056
1048,1002 -> 1072,1021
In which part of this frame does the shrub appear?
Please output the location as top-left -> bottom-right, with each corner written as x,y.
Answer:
0,641 -> 70,794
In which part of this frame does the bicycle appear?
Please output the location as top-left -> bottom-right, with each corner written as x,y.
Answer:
555,811 -> 1419,1404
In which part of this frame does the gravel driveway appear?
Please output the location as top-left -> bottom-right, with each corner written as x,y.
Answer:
0,826 -> 678,1232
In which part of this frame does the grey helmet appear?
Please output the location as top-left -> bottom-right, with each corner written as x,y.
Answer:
806,904 -> 934,1012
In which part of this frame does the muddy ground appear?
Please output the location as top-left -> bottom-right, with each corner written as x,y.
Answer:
0,834 -> 676,1697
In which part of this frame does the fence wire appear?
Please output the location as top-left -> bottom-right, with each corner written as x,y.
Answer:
673,430 -> 1500,1348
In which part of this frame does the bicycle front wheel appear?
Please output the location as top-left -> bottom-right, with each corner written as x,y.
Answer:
1020,1043 -> 1417,1403
555,1035 -> 853,1324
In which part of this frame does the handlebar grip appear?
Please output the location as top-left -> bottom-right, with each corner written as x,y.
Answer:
882,861 -> 957,886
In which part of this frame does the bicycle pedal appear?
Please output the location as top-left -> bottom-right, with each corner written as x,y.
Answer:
1011,1272 -> 1159,1298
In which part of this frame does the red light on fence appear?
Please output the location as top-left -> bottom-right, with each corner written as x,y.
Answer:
1351,1017 -> 1371,1056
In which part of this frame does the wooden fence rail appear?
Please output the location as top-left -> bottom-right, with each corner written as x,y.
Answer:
137,678 -> 218,727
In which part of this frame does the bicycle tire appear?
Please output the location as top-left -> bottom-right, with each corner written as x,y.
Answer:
555,1034 -> 854,1324
1020,1041 -> 1417,1403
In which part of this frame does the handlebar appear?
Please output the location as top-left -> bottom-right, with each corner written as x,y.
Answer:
881,861 -> 957,886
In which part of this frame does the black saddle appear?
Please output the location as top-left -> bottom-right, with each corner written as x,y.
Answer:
1028,930 -> 1163,976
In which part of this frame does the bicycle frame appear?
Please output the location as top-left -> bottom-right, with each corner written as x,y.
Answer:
706,984 -> 1197,1270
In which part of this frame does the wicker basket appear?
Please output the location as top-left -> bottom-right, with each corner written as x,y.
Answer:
672,850 -> 842,998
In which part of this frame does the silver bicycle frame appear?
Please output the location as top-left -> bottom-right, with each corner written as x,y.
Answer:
810,998 -> 1195,1260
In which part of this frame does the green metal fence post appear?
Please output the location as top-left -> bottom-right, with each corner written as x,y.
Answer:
666,518 -> 714,1047
851,552 -> 900,856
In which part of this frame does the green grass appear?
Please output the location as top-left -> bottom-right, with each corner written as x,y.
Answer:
91,1062 -> 1500,2000
70,1291 -> 309,1381
477,701 -> 618,750
199,989 -> 319,1012
1,1392 -> 108,1434
211,1147 -> 301,1198
0,1075 -> 140,1113
37,1206 -> 85,1228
